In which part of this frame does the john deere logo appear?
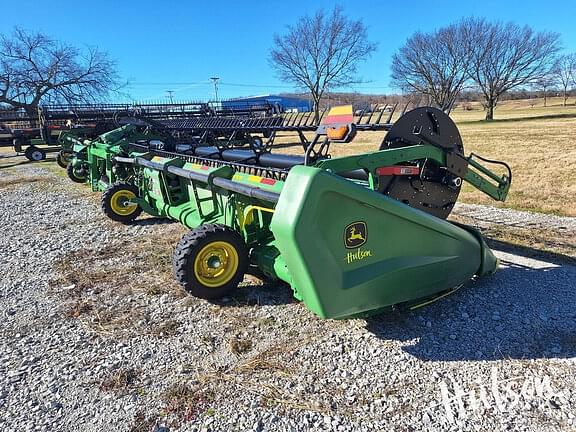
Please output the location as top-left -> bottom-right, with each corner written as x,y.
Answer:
344,221 -> 367,249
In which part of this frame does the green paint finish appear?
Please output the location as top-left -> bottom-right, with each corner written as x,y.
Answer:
76,126 -> 507,319
270,166 -> 498,319
315,145 -> 511,202
250,243 -> 294,289
136,156 -> 284,235
58,127 -> 95,153
68,125 -> 167,190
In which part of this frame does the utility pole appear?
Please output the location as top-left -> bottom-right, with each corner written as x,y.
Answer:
166,90 -> 174,104
210,77 -> 220,102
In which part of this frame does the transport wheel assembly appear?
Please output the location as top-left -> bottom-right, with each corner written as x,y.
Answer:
24,146 -> 46,162
101,182 -> 143,223
66,163 -> 88,183
57,151 -> 73,168
173,224 -> 248,299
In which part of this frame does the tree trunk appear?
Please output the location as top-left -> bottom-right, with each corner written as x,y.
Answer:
485,98 -> 495,121
543,89 -> 547,107
313,97 -> 321,124
563,89 -> 568,106
24,106 -> 37,117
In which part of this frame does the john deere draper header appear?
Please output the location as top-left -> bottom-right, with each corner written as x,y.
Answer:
64,103 -> 511,319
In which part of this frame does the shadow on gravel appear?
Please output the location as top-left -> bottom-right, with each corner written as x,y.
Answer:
0,157 -> 56,169
213,275 -> 296,308
485,238 -> 576,265
129,217 -> 177,226
0,152 -> 18,159
364,242 -> 576,361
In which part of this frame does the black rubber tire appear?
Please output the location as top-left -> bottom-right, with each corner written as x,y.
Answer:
101,182 -> 143,223
24,146 -> 46,161
173,224 -> 248,299
57,151 -> 73,168
66,162 -> 87,183
12,137 -> 25,153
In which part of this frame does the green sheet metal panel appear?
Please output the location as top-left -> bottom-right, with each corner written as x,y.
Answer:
271,165 -> 496,319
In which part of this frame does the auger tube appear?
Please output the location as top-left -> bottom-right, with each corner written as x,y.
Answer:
116,156 -> 281,204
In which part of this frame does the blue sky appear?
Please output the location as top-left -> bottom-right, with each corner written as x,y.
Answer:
4,0 -> 576,102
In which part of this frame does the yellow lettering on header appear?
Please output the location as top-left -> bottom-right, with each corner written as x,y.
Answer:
345,248 -> 373,264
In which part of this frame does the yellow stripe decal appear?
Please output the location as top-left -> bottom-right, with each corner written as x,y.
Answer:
248,175 -> 262,183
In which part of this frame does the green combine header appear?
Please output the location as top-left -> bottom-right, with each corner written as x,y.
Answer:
65,105 -> 511,319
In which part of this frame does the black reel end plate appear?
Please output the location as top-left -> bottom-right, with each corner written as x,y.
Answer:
379,107 -> 464,219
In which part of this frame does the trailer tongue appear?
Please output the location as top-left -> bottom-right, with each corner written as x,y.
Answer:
70,105 -> 511,319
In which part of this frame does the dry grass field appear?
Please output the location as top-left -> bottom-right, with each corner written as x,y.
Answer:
0,97 -> 575,216
455,112 -> 576,216
278,96 -> 576,216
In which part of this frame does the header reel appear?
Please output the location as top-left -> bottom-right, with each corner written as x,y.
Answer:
68,101 -> 512,319
124,103 -> 510,221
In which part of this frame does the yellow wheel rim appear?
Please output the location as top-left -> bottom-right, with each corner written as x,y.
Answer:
110,190 -> 137,216
193,241 -> 239,288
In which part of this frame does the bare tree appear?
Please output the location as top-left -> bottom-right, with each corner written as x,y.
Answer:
468,19 -> 560,120
0,27 -> 119,116
390,20 -> 473,112
533,71 -> 558,107
269,7 -> 376,122
552,54 -> 576,106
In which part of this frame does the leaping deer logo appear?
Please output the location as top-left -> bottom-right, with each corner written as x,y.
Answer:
348,227 -> 365,242
345,222 -> 367,248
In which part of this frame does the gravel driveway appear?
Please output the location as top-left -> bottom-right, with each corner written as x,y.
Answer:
1,163 -> 574,432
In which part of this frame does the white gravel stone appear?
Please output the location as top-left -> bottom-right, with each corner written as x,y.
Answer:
0,163 -> 574,432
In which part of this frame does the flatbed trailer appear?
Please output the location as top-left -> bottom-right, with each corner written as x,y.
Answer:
0,101 -> 278,162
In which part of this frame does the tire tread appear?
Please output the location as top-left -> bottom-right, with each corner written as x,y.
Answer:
101,182 -> 143,223
173,224 -> 247,299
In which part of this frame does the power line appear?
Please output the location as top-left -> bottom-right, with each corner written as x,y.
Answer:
127,81 -> 294,88
220,82 -> 295,89
127,81 -> 209,86
127,81 -> 393,90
